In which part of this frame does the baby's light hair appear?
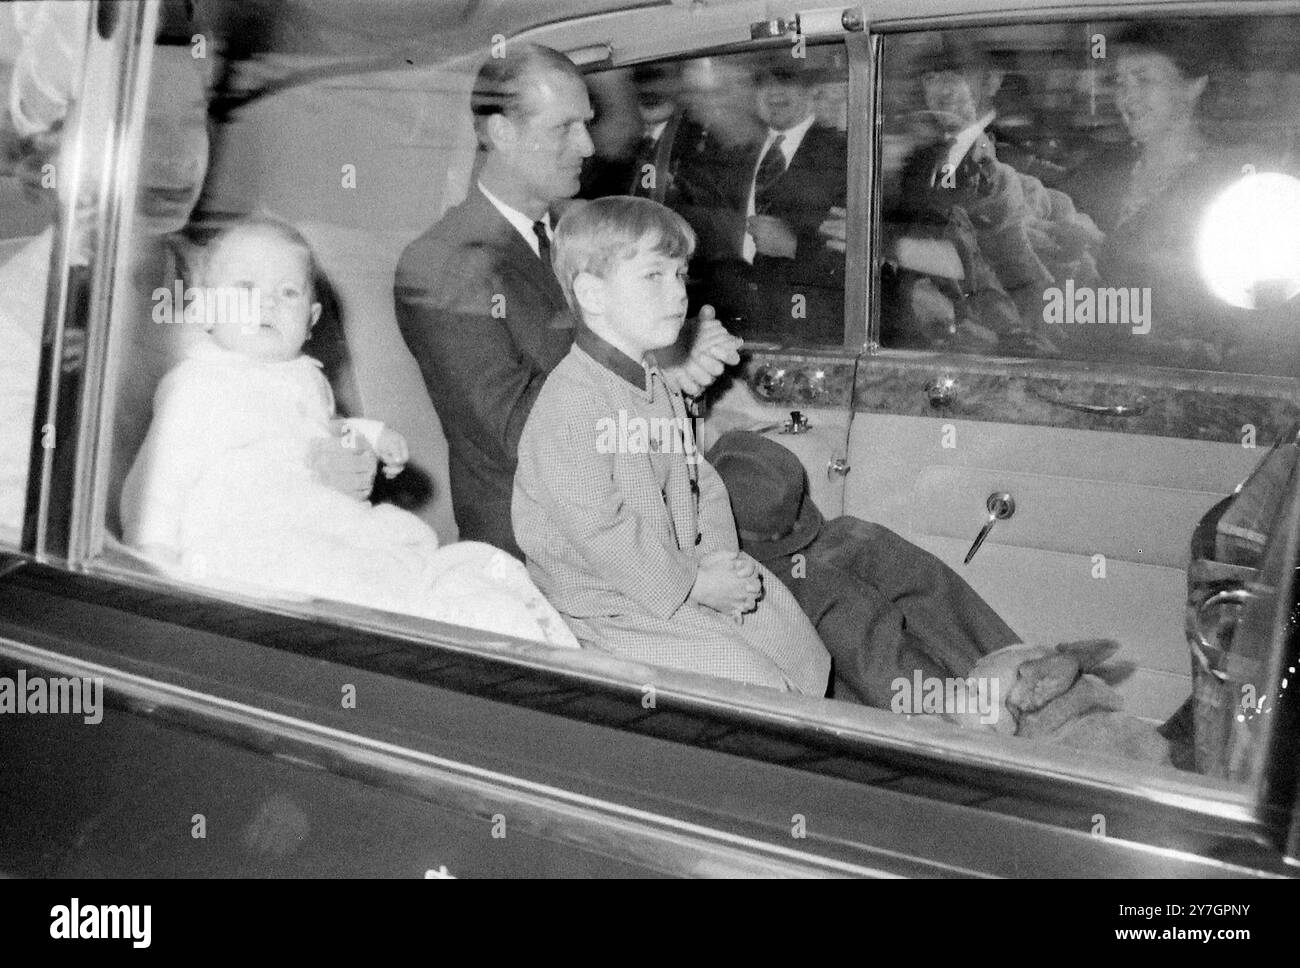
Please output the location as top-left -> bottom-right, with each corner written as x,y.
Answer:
203,214 -> 320,300
552,196 -> 696,313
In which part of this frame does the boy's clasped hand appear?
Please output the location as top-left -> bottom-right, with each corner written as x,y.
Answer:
690,550 -> 764,621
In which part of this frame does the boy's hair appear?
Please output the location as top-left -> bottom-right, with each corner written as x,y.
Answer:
204,214 -> 321,300
551,196 -> 696,312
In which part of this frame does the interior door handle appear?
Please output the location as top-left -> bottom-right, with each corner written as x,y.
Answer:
964,492 -> 1014,564
1029,387 -> 1148,417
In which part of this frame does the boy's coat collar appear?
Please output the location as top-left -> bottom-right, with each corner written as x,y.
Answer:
574,322 -> 660,396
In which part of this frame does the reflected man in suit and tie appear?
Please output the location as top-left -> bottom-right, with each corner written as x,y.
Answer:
678,63 -> 847,343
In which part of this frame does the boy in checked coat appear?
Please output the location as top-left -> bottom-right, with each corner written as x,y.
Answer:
512,197 -> 831,694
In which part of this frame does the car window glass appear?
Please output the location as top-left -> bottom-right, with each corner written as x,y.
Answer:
94,23 -> 582,656
579,45 -> 849,347
876,18 -> 1300,375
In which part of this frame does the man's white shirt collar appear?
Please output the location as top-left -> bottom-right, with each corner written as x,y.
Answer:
759,113 -> 816,169
478,180 -> 551,258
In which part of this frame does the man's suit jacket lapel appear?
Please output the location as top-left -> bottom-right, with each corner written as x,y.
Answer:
465,186 -> 570,320
647,110 -> 684,203
753,125 -> 828,199
784,125 -> 835,183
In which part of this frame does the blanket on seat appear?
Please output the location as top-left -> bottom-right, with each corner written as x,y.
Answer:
948,639 -> 1173,765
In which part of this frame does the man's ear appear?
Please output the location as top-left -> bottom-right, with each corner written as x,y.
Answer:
309,302 -> 322,329
485,112 -> 515,154
571,271 -> 604,318
1187,74 -> 1209,104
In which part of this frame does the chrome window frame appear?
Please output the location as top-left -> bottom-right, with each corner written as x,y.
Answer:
22,0 -> 160,563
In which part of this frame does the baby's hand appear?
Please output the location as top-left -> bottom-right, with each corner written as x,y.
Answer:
690,551 -> 761,616
375,428 -> 409,479
310,429 -> 376,501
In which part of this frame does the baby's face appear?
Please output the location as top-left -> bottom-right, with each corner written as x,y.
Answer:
205,229 -> 320,363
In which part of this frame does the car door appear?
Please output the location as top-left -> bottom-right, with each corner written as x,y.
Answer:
839,10 -> 1300,729
515,0 -> 1300,870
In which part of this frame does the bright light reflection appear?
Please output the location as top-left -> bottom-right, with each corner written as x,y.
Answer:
1197,172 -> 1300,310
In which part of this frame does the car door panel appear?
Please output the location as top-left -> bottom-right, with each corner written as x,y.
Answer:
844,413 -> 1263,722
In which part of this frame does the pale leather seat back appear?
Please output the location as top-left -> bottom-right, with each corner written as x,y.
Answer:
299,220 -> 458,544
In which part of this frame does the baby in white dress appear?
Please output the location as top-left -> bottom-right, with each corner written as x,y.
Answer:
121,218 -> 577,648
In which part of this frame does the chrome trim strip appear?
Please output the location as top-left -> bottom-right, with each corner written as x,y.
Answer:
844,29 -> 872,349
24,6 -> 100,556
862,0 -> 1300,32
72,0 -> 159,565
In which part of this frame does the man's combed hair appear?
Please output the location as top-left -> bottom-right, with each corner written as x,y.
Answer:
552,196 -> 696,311
470,42 -> 582,150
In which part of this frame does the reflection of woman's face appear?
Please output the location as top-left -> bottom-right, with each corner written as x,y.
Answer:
136,47 -> 209,235
1113,49 -> 1206,146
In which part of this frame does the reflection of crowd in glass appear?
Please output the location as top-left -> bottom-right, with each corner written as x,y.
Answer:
578,21 -> 1300,370
876,21 -> 1300,370
579,56 -> 849,344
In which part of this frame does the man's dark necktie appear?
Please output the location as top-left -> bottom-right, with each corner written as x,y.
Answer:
753,133 -> 786,214
532,220 -> 551,263
630,132 -> 658,197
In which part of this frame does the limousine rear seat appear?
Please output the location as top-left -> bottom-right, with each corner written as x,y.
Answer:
297,220 -> 458,544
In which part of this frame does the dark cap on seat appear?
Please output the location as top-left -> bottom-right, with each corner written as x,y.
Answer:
707,430 -> 823,560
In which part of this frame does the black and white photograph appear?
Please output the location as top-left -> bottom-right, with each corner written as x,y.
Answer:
0,0 -> 1297,906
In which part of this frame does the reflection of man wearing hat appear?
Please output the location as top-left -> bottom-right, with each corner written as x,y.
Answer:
708,431 -> 1019,706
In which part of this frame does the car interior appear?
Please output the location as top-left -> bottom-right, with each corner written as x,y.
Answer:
4,0 -> 1300,840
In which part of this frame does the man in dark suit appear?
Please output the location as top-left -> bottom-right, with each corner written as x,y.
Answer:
580,63 -> 703,204
677,64 -> 847,343
395,44 -> 740,557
